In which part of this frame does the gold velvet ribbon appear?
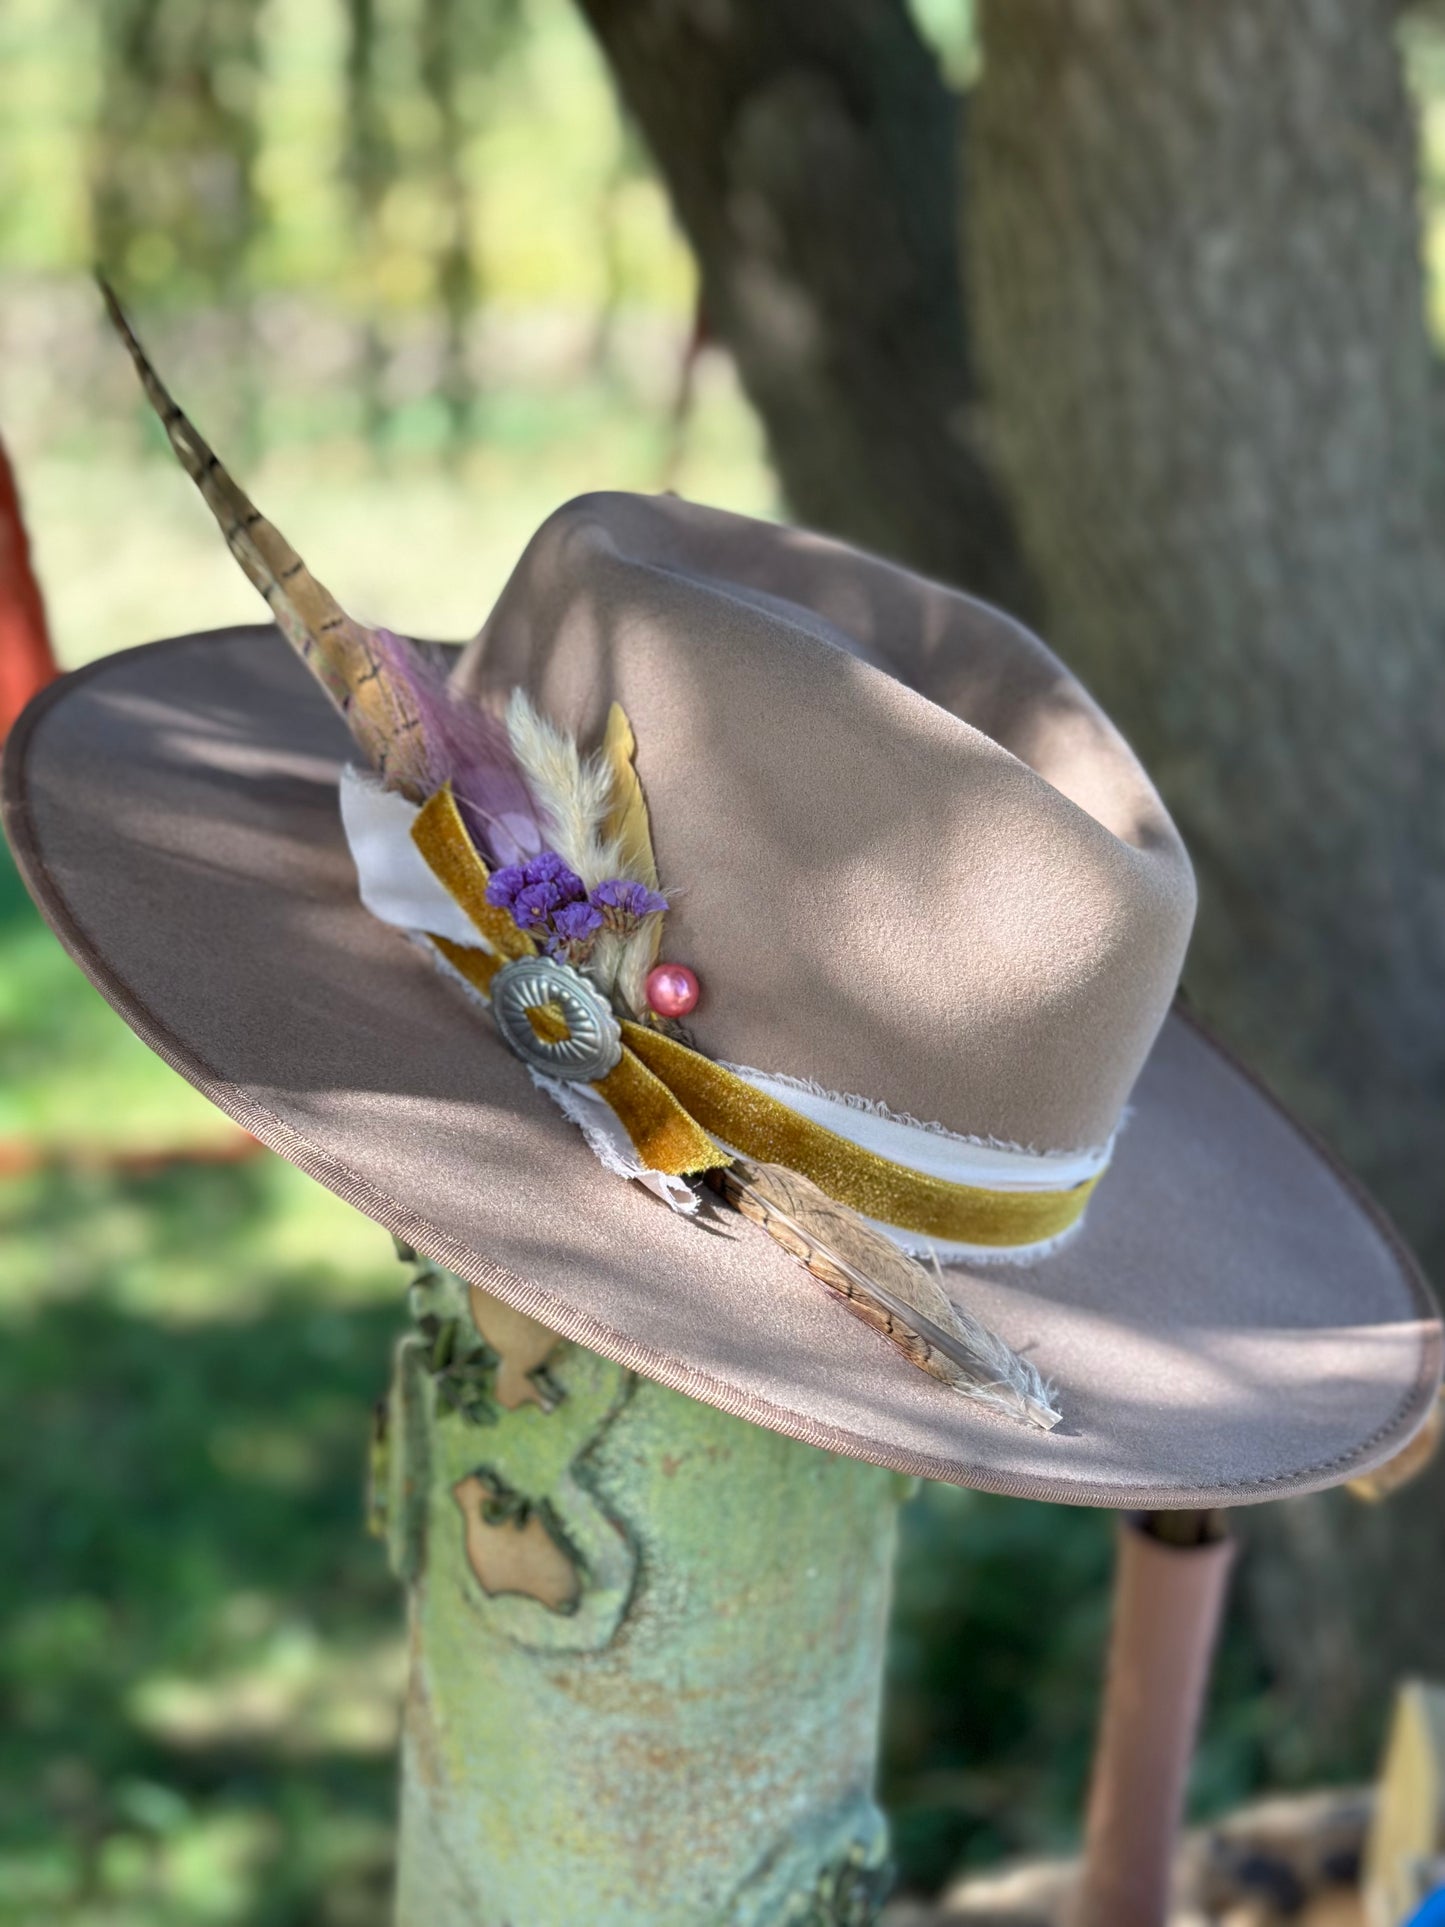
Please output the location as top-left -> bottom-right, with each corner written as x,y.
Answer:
409,786 -> 1101,1246
411,788 -> 536,962
622,1023 -> 1099,1247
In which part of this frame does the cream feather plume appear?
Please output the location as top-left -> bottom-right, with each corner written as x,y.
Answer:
504,689 -> 622,887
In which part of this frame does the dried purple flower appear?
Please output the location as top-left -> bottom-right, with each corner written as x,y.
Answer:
547,899 -> 605,959
487,851 -> 588,930
512,880 -> 571,930
591,877 -> 668,932
484,865 -> 529,915
525,851 -> 586,896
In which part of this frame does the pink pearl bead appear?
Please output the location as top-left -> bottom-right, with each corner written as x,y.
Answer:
645,962 -> 700,1018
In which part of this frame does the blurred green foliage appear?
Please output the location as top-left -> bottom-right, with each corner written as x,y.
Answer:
0,0 -> 774,668
0,842 -> 403,1925
0,0 -> 684,313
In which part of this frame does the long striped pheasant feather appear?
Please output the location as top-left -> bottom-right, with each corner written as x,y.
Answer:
99,277 -> 433,798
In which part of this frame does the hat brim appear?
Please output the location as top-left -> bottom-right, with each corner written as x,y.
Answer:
6,628 -> 1440,1508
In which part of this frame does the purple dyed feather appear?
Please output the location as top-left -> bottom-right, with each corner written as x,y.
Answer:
370,629 -> 544,867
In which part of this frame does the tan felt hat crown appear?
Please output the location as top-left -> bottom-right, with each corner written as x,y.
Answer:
5,488 -> 1440,1506
456,493 -> 1195,1159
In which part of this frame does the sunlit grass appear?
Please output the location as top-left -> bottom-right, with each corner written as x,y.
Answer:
0,805 -> 407,1923
0,1127 -> 405,1922
129,1622 -> 405,1757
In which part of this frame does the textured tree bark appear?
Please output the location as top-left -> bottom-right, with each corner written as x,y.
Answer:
967,0 -> 1445,1256
1071,1514 -> 1234,1927
571,0 -> 1035,616
965,0 -> 1445,1766
376,1252 -> 904,1926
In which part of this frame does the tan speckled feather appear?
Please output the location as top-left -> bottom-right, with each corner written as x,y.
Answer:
711,1159 -> 1061,1430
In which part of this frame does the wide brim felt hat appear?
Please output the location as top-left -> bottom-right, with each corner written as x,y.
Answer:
5,490 -> 1440,1508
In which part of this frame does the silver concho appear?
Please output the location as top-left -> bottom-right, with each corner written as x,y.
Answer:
490,955 -> 622,1083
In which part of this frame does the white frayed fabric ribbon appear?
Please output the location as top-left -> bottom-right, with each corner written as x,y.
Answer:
340,767 -> 1110,1260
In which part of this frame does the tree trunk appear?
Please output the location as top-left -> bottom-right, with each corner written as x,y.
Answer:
571,0 -> 1035,616
577,0 -> 1445,1795
966,0 -> 1445,1772
376,1251 -> 904,1925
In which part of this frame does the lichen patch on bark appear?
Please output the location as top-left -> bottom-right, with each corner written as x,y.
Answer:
452,1472 -> 581,1613
467,1286 -> 564,1412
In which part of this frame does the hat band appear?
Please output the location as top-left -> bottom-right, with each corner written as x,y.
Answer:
621,1022 -> 1101,1252
341,768 -> 1107,1262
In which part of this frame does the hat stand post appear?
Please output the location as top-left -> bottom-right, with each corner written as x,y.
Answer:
374,1248 -> 908,1927
1070,1509 -> 1236,1927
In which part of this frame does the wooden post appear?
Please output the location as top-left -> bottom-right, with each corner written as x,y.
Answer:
0,434 -> 59,740
372,1249 -> 907,1927
1363,1680 -> 1445,1927
1070,1511 -> 1235,1927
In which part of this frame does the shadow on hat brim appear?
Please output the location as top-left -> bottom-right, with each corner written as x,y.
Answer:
4,628 -> 1440,1509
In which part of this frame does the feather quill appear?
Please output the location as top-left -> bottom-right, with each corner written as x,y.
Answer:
710,1159 -> 1061,1430
600,702 -> 666,1014
599,704 -> 659,886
